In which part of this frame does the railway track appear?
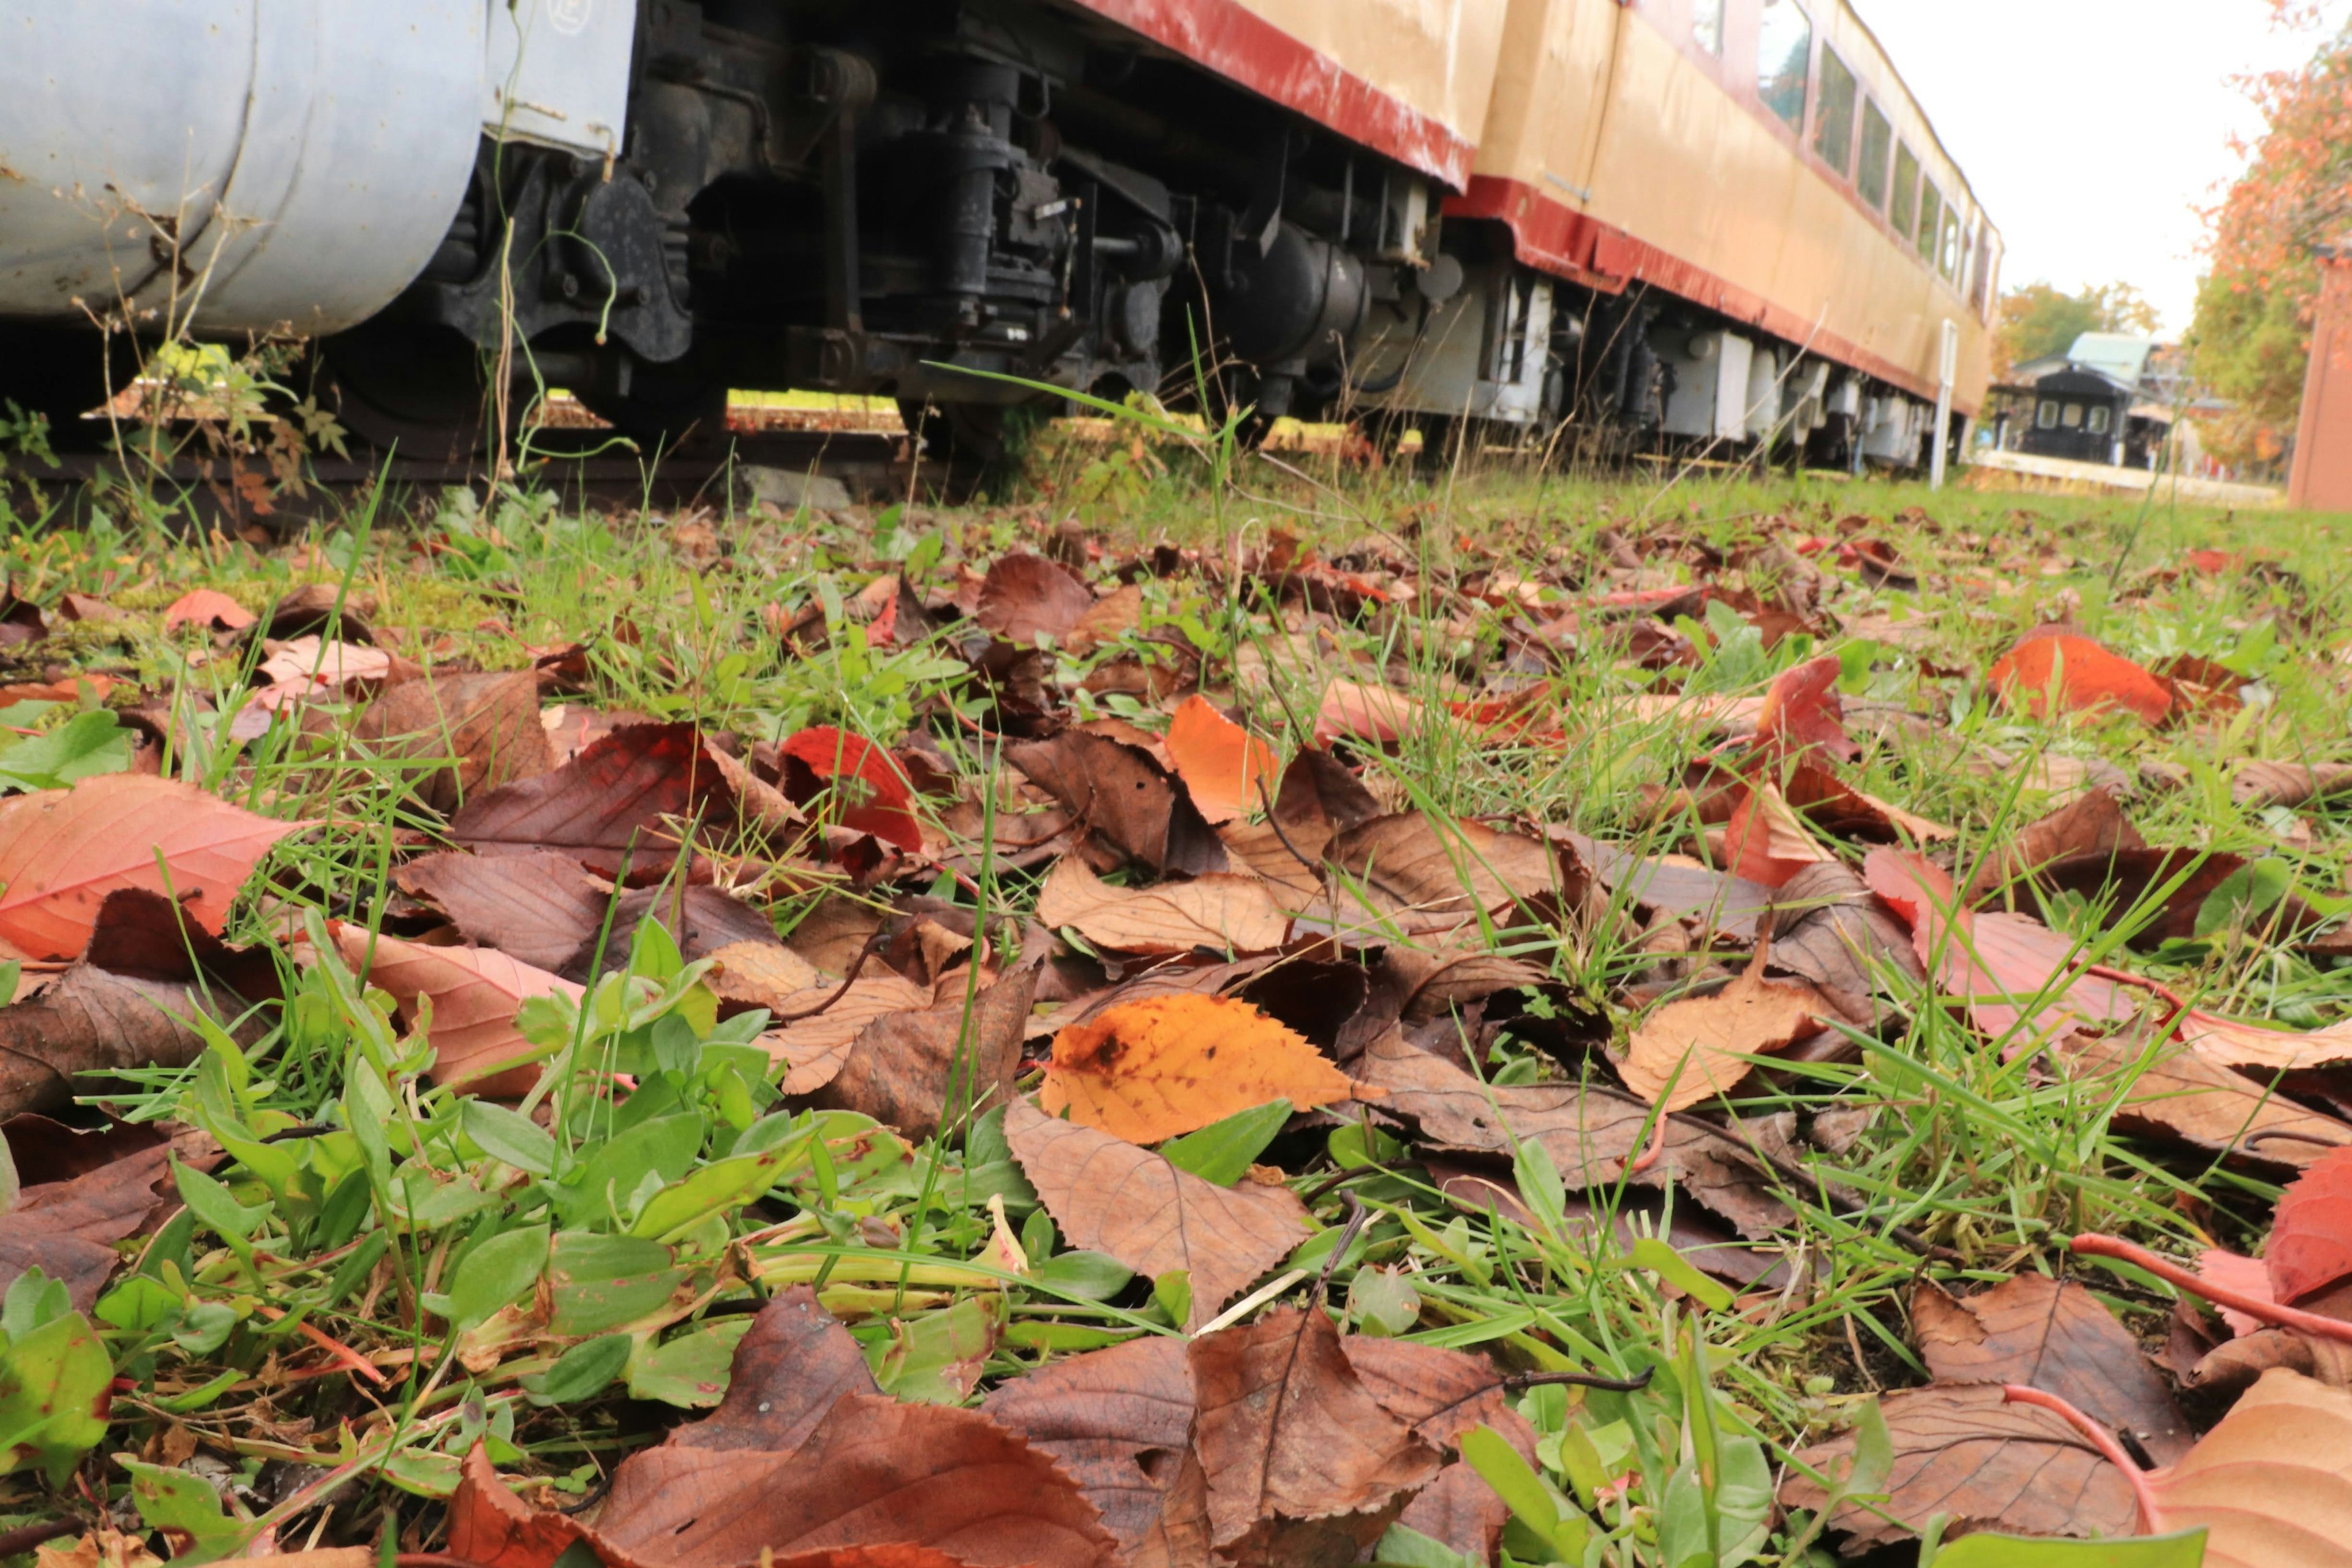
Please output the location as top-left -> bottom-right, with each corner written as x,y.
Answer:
24,421 -> 967,532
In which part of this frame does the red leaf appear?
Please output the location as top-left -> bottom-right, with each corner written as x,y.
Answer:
1163,696 -> 1278,824
1988,627 -> 2173,725
776,727 -> 923,852
2270,1147 -> 2352,1305
1753,654 -> 1856,762
0,776 -> 312,961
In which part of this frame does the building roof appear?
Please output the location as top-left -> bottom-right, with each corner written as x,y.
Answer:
2065,333 -> 2157,385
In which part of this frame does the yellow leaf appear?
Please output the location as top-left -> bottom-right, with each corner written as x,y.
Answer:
1040,993 -> 1357,1144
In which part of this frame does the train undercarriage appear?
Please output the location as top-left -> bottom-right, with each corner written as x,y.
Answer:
0,0 -> 1958,475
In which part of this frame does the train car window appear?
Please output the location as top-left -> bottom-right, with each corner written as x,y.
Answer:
1917,183 -> 1943,263
1970,226 -> 1996,311
1858,101 -> 1893,208
1812,48 -> 1858,175
1693,0 -> 1725,54
2062,403 -> 2084,429
2037,401 -> 2059,430
1757,0 -> 1811,129
1939,206 -> 1962,279
2088,405 -> 2113,434
1891,144 -> 1920,235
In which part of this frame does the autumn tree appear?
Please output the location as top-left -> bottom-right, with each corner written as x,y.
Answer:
2188,20 -> 2352,466
1993,281 -> 2162,382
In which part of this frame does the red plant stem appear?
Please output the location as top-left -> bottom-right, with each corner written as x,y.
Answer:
2071,1232 -> 2352,1346
257,1305 -> 388,1386
2001,1383 -> 2163,1534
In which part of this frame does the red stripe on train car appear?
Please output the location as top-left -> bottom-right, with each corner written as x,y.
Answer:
1058,0 -> 1475,190
1447,175 -> 1977,414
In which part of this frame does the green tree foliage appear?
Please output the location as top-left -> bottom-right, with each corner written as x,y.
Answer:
1994,281 -> 2161,382
2188,23 -> 2352,466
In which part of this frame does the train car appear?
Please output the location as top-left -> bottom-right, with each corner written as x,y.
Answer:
0,0 -> 1989,469
1355,0 -> 2000,467
0,0 -> 1506,458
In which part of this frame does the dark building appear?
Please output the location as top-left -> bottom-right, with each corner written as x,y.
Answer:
1990,333 -> 2184,469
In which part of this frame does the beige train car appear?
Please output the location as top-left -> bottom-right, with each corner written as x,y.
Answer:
1441,0 -> 1999,458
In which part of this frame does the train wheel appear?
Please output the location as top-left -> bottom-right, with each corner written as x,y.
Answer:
309,320 -> 497,462
0,325 -> 137,449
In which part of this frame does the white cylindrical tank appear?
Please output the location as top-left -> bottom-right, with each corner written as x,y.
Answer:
0,0 -> 486,336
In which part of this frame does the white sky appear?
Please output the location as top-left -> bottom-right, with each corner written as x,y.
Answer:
1851,0 -> 2351,335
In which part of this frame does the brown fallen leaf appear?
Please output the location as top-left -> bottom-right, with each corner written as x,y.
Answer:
451,722 -> 743,879
756,973 -> 935,1093
1189,1305 -> 1441,1567
325,925 -> 582,1094
704,943 -> 822,1012
1554,831 -> 1774,942
2142,1366 -> 2352,1567
671,1285 -> 881,1453
0,775 -> 311,960
570,884 -> 788,982
1357,1030 -> 1790,1237
1034,856 -> 1289,956
1163,697 -> 1277,826
1767,859 -> 1924,1009
1963,789 -> 2144,905
1343,1337 -> 1540,1567
2234,761 -> 2352,812
1618,944 -> 1827,1111
1781,1383 -> 2141,1549
2185,1327 -> 2352,1395
1314,680 -> 1427,747
1914,1274 -> 2192,1463
0,1139 -> 186,1311
2058,1030 -> 2352,1171
1064,583 -> 1144,654
1004,1098 -> 1311,1331
355,668 -> 554,814
982,1334 -> 1206,1565
977,552 -> 1098,646
1376,946 -> 1548,1025
1218,749 -> 1382,910
1040,993 -> 1357,1145
814,967 -> 1035,1140
1325,814 -> 1563,934
394,851 -> 609,974
1008,730 -> 1227,877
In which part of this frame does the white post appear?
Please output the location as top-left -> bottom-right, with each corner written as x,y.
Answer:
1929,317 -> 1958,490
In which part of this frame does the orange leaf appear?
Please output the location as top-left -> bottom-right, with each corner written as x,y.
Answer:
326,925 -> 582,1093
0,775 -> 312,960
2269,1147 -> 2352,1306
161,588 -> 254,633
1618,944 -> 1827,1111
1040,993 -> 1357,1144
1722,784 -> 1834,888
2143,1367 -> 2352,1567
1753,654 -> 1856,761
1164,696 -> 1277,824
1988,627 -> 2173,725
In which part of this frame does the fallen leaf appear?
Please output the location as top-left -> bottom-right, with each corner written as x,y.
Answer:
1768,859 -> 1926,1005
1314,681 -> 1426,746
1556,832 -> 1775,941
1863,848 -> 2145,1049
1781,1383 -> 2141,1549
0,775 -> 311,960
1164,697 -> 1278,824
0,1140 -> 184,1311
1915,1274 -> 2193,1463
1325,814 -> 1563,933
1004,1098 -> 1310,1330
570,884 -> 788,982
976,553 -> 1098,645
671,1285 -> 881,1453
1064,584 -> 1144,654
1753,654 -> 1857,762
354,669 -> 552,814
451,722 -> 735,879
815,967 -> 1035,1140
756,974 -> 936,1094
2176,1011 -> 2352,1075
2267,1147 -> 2352,1306
1343,1336 -> 1538,1567
1721,784 -> 1835,887
1989,626 -> 2173,725
255,637 -> 398,692
394,851 -> 609,974
1964,789 -> 2144,905
1034,856 -> 1289,956
1783,763 -> 1958,845
161,589 -> 254,633
2059,1030 -> 2352,1172
1358,1030 -> 1790,1237
775,728 -> 924,853
1008,731 -> 1227,876
2234,761 -> 2352,812
982,1334 -> 1207,1562
2186,1329 -> 2352,1396
1039,993 -> 1357,1145
2142,1366 -> 2352,1568
705,943 -> 821,1012
1218,748 -> 1380,909
1618,946 -> 1828,1111
1189,1305 -> 1441,1567
326,926 -> 582,1093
